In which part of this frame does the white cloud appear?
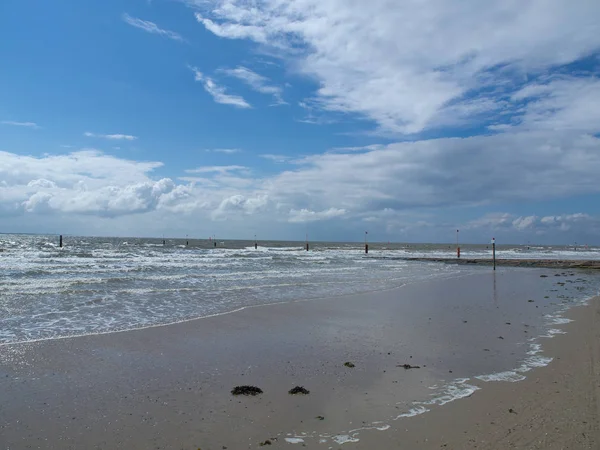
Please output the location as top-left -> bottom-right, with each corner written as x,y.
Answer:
512,77 -> 600,131
466,212 -> 600,237
84,132 -> 137,141
212,194 -> 269,219
288,207 -> 346,223
0,150 -> 183,218
221,66 -> 285,104
512,215 -> 538,230
122,13 -> 185,42
27,179 -> 57,189
189,0 -> 600,134
259,154 -> 291,163
467,213 -> 514,230
190,67 -> 251,108
2,121 -> 39,129
186,165 -> 248,174
195,12 -> 269,44
205,148 -> 242,154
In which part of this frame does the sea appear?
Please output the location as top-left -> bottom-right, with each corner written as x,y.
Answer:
1,234 -> 600,345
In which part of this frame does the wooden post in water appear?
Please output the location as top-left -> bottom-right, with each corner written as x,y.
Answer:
255,234 -> 257,250
305,226 -> 309,251
365,231 -> 368,254
59,235 -> 63,248
186,234 -> 188,247
492,237 -> 496,271
456,229 -> 460,259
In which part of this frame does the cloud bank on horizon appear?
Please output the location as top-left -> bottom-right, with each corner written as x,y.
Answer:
1,0 -> 600,243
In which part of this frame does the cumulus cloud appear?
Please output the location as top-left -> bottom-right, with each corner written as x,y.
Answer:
84,132 -> 137,140
188,0 -> 600,134
220,66 -> 285,104
212,194 -> 269,219
512,215 -> 537,230
0,150 -> 188,218
288,207 -> 346,223
122,13 -> 186,42
190,67 -> 251,108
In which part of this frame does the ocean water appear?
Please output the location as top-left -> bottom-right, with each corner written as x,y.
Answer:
1,234 -> 599,345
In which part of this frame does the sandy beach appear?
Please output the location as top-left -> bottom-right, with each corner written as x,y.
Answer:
1,268 -> 599,449
357,297 -> 600,449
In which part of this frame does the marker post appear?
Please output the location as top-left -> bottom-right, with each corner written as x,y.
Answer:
456,229 -> 460,259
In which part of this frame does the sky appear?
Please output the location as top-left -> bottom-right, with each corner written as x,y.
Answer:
1,0 -> 600,244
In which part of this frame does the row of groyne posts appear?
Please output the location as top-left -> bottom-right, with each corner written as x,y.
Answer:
456,229 -> 496,270
56,230 -> 496,268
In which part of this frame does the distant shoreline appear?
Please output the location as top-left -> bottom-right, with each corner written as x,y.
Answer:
400,257 -> 600,269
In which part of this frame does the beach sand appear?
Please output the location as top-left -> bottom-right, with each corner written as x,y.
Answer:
0,269 -> 598,449
357,297 -> 600,449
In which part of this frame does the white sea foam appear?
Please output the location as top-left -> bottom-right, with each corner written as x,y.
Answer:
420,378 -> 480,406
284,437 -> 304,444
332,434 -> 360,444
527,343 -> 542,355
522,355 -> 553,368
395,405 -> 430,419
477,347 -> 554,383
476,371 -> 526,382
548,317 -> 573,325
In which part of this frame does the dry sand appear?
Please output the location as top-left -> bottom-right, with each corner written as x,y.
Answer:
0,272 -> 598,449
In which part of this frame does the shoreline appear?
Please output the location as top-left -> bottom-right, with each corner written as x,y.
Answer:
1,270 -> 598,448
391,257 -> 600,269
356,296 -> 600,449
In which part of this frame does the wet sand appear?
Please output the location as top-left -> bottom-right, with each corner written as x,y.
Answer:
0,269 -> 597,449
358,296 -> 600,449
399,257 -> 600,270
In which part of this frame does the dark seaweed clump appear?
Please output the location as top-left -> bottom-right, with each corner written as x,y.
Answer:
344,361 -> 355,368
288,386 -> 310,395
231,385 -> 263,396
398,364 -> 420,369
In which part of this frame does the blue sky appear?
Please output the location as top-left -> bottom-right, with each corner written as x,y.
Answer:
1,0 -> 600,244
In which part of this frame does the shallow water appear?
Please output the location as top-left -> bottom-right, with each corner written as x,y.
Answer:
2,235 -> 599,344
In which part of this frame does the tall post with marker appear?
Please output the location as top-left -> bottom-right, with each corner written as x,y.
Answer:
456,229 -> 460,259
305,224 -> 309,251
492,237 -> 496,271
365,231 -> 368,254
